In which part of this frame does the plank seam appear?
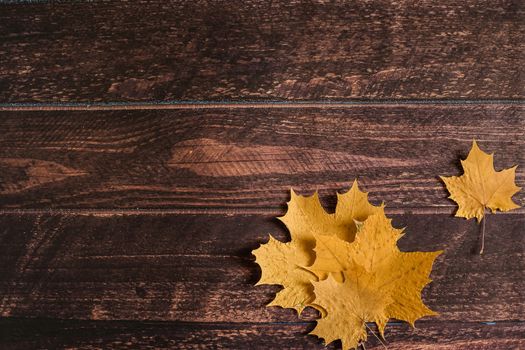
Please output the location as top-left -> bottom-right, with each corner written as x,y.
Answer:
0,99 -> 524,111
0,317 -> 523,326
1,207 -> 524,215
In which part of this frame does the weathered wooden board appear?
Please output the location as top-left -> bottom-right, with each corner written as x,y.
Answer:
0,318 -> 523,350
1,1 -> 523,349
0,105 -> 523,210
1,1 -> 523,102
1,213 -> 523,322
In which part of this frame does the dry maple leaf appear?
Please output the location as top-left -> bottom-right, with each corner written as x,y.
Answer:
441,140 -> 521,222
252,180 -> 383,313
308,213 -> 442,349
441,140 -> 521,254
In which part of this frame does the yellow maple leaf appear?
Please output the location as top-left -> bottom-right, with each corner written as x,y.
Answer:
308,213 -> 442,349
252,180 -> 382,313
253,236 -> 317,312
440,140 -> 521,222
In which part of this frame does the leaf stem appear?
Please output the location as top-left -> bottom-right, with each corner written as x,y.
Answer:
364,323 -> 388,349
480,209 -> 487,255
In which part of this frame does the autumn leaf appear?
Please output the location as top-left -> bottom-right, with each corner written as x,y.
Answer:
253,182 -> 441,349
441,140 -> 521,222
253,235 -> 317,312
253,180 -> 383,313
308,212 -> 442,349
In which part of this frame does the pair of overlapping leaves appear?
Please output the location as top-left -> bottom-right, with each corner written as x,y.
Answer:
253,181 -> 442,350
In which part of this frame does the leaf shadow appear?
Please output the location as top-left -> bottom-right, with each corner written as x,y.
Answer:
236,213 -> 289,286
235,243 -> 262,286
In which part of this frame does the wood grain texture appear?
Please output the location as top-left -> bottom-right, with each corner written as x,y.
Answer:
0,105 -> 523,210
1,1 -> 523,349
0,318 -> 523,350
1,213 -> 523,323
1,0 -> 523,102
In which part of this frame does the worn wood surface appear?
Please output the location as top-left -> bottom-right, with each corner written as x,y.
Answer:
0,105 -> 523,210
1,0 -> 524,102
0,213 -> 524,323
1,1 -> 524,348
0,318 -> 523,350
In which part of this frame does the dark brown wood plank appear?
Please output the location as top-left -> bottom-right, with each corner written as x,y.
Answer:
0,318 -> 523,350
0,105 -> 523,210
1,213 -> 523,322
1,1 -> 523,102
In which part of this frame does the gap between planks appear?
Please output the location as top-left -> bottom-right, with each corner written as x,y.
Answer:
0,99 -> 524,111
1,207 -> 525,216
0,317 -> 522,327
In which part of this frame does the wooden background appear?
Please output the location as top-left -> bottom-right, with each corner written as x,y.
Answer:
0,1 -> 523,349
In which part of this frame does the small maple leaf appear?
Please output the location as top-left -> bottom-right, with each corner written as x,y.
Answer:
440,140 -> 521,222
252,180 -> 382,313
308,213 -> 442,349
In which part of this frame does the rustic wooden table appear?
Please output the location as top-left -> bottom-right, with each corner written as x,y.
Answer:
0,1 -> 523,349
